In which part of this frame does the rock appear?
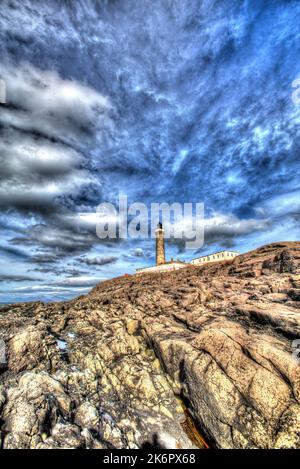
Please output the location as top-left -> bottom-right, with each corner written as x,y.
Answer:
37,423 -> 85,449
0,241 -> 300,448
74,402 -> 99,431
2,372 -> 71,448
8,326 -> 58,373
125,318 -> 139,335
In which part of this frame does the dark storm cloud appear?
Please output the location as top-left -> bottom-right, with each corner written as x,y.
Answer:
11,224 -> 97,255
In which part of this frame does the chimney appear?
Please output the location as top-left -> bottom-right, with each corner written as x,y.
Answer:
155,222 -> 165,265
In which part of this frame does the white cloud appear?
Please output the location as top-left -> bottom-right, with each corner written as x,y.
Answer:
0,62 -> 113,146
255,190 -> 300,218
204,213 -> 270,238
54,276 -> 104,287
78,256 -> 118,266
166,210 -> 270,244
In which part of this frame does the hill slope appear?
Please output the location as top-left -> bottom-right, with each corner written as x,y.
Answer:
0,242 -> 300,449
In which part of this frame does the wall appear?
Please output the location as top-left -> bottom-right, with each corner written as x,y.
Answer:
191,251 -> 238,266
136,262 -> 187,275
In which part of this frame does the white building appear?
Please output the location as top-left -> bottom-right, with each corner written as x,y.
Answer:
190,250 -> 238,266
136,260 -> 187,275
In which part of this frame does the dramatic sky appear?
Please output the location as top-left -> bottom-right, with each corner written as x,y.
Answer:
0,0 -> 299,303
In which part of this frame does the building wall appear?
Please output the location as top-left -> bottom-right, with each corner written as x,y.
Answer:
191,250 -> 238,266
136,262 -> 187,275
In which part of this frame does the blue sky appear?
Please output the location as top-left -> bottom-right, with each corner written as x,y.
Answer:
0,0 -> 299,303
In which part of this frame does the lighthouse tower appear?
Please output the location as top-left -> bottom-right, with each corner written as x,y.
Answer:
155,222 -> 165,265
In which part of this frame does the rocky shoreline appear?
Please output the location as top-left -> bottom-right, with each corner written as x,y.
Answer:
0,241 -> 300,449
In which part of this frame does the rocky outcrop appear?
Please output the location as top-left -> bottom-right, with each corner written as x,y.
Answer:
0,241 -> 300,449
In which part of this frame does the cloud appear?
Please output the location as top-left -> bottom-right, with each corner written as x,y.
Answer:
203,213 -> 271,246
0,274 -> 38,282
255,190 -> 300,219
0,65 -> 102,216
122,247 -> 153,262
54,276 -> 104,287
130,248 -> 152,259
0,244 -> 29,259
11,224 -> 97,255
0,127 -> 96,215
0,62 -> 111,262
0,62 -> 112,148
131,248 -> 145,258
78,255 -> 118,266
29,266 -> 88,276
27,253 -> 62,264
166,211 -> 271,251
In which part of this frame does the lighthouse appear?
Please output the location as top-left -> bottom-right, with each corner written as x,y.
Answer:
136,222 -> 187,274
155,222 -> 165,265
